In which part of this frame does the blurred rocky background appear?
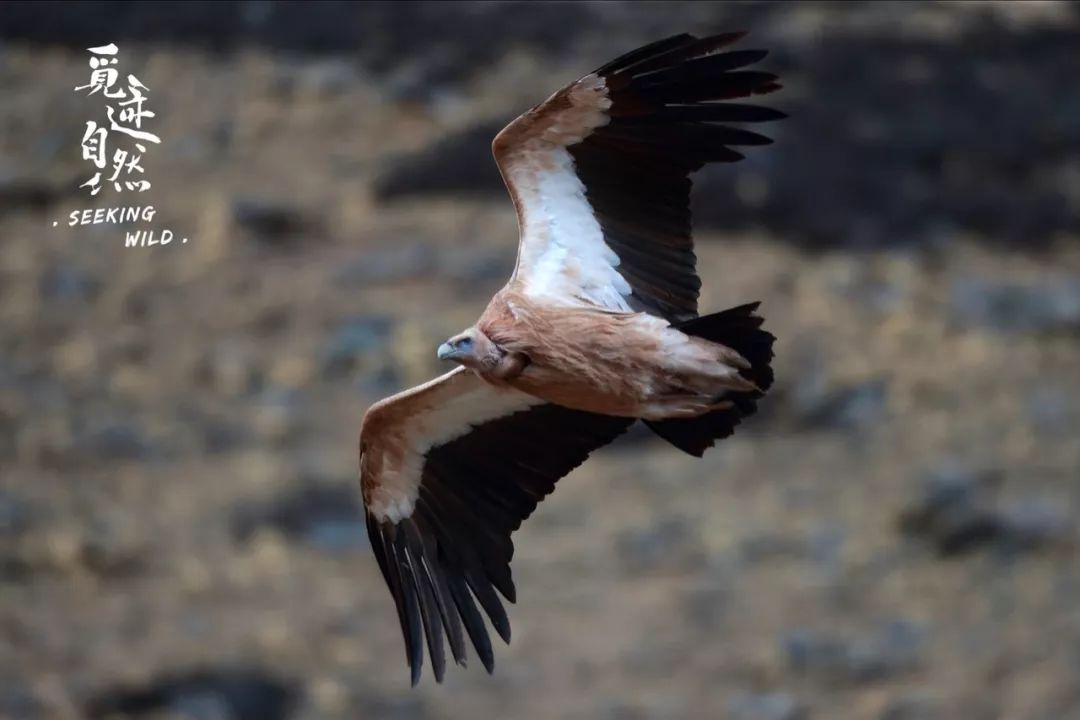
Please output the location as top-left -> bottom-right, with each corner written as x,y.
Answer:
2,2 -> 1079,719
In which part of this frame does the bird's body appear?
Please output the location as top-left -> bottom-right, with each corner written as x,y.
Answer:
356,31 -> 787,684
474,288 -> 757,419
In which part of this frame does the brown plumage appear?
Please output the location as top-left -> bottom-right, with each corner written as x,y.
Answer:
359,31 -> 785,685
475,288 -> 761,418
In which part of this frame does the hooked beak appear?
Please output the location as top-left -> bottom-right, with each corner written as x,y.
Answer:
437,342 -> 456,361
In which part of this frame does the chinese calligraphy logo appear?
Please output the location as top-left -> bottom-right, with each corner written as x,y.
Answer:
65,43 -> 184,247
75,43 -> 158,196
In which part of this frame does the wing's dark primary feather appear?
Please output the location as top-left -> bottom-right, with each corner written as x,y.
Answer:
571,32 -> 785,323
366,405 -> 633,684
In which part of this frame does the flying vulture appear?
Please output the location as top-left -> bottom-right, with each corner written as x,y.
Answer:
359,32 -> 784,684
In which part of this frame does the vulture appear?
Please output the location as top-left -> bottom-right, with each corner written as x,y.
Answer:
359,32 -> 785,684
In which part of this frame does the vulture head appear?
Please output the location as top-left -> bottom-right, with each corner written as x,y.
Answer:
437,328 -> 499,369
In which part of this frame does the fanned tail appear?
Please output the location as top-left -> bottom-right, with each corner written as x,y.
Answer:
645,302 -> 775,457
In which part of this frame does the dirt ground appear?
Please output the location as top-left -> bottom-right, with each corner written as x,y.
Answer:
2,2 -> 1079,719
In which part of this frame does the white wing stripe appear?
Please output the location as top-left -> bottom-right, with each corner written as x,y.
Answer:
365,369 -> 542,522
500,73 -> 633,313
512,146 -> 632,311
531,147 -> 632,309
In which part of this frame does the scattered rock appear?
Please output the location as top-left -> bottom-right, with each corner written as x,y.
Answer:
356,364 -> 402,398
0,493 -> 41,582
1027,386 -> 1077,437
232,481 -> 366,554
372,118 -> 507,201
85,667 -> 299,720
783,619 -> 926,685
783,628 -> 849,678
739,533 -> 808,563
200,417 -> 251,455
949,277 -> 1080,333
0,686 -> 40,720
38,265 -> 99,304
172,404 -> 251,455
2,523 -> 144,582
0,173 -> 66,213
880,694 -> 943,720
897,464 -> 1000,556
77,530 -> 146,579
615,515 -> 702,574
319,316 -> 394,379
443,247 -> 515,287
252,305 -> 291,337
87,422 -> 153,462
845,619 -> 926,683
122,286 -> 155,322
333,243 -> 437,287
250,388 -> 304,444
794,379 -> 888,432
993,498 -> 1072,554
726,692 -> 808,720
233,197 -> 312,246
195,341 -> 264,396
360,693 -> 431,720
829,266 -> 906,314
0,490 -> 33,539
681,582 -> 731,631
739,526 -> 846,568
278,58 -> 359,97
899,464 -> 1071,556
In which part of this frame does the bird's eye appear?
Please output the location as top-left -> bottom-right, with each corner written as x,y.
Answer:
456,337 -> 473,349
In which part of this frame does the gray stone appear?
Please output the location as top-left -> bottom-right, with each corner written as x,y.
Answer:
726,692 -> 808,720
251,388 -> 304,444
333,243 -> 436,287
949,277 -> 1080,334
994,498 -> 1072,554
0,172 -> 64,212
232,196 -> 311,245
615,515 -> 702,574
319,316 -> 394,379
231,480 -> 366,554
88,423 -> 152,461
899,464 -> 1070,556
84,668 -> 299,720
0,490 -> 32,539
38,265 -> 99,303
794,379 -> 888,432
880,694 -> 943,720
783,619 -> 925,684
1028,386 -> 1077,437
898,464 -> 1000,556
196,341 -> 263,396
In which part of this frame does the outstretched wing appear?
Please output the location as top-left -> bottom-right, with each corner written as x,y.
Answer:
359,367 -> 632,684
494,32 -> 785,323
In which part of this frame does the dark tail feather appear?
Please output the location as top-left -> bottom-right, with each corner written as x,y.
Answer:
645,302 -> 775,457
